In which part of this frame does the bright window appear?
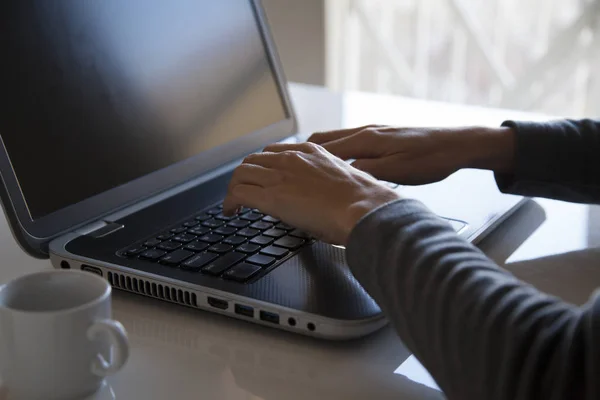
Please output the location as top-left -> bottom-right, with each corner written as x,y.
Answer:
326,0 -> 600,117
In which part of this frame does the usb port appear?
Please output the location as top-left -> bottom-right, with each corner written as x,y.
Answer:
235,304 -> 254,318
207,297 -> 229,310
259,310 -> 279,324
81,265 -> 102,277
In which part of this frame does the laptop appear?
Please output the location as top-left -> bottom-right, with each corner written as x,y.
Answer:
0,0 -> 526,340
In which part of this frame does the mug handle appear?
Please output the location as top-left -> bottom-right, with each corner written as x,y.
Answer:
87,319 -> 130,377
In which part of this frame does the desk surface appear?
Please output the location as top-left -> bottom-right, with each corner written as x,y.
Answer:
2,84 -> 600,400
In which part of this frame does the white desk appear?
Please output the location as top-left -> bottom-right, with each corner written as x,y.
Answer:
2,84 -> 600,399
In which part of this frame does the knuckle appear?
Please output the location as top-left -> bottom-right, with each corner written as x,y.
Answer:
281,150 -> 306,166
231,166 -> 245,182
239,162 -> 254,173
243,153 -> 258,164
300,141 -> 319,152
274,151 -> 291,165
361,127 -> 380,139
359,124 -> 382,132
231,163 -> 257,184
263,143 -> 280,153
282,150 -> 300,159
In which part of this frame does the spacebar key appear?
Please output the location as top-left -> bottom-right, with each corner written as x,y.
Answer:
202,253 -> 246,276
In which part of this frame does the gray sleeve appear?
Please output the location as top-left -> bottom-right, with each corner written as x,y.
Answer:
346,199 -> 600,400
496,119 -> 600,204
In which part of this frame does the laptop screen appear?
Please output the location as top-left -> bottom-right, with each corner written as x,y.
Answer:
0,0 -> 287,220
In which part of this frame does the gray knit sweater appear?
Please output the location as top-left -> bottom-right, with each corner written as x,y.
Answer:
346,119 -> 600,400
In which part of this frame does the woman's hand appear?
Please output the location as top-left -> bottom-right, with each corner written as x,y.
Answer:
223,142 -> 401,245
309,125 -> 515,185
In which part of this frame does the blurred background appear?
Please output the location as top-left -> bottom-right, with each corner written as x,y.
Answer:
264,0 -> 600,117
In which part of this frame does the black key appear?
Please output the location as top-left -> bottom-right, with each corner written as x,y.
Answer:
260,246 -> 289,258
161,249 -> 194,266
170,226 -> 187,234
263,228 -> 286,239
262,215 -> 280,223
246,254 -> 276,267
223,263 -> 262,282
185,241 -> 210,252
250,221 -> 272,230
223,235 -> 247,246
198,233 -> 224,244
207,207 -> 221,215
227,219 -> 250,228
239,206 -> 252,214
276,222 -> 294,231
124,246 -> 146,256
140,249 -> 167,260
202,218 -> 225,228
237,228 -> 260,238
240,212 -> 263,222
215,213 -> 234,221
289,229 -> 310,239
183,220 -> 200,228
208,243 -> 234,254
188,226 -> 210,236
195,213 -> 212,221
236,243 -> 261,254
274,236 -> 305,250
213,226 -> 237,236
249,235 -> 274,246
144,239 -> 162,247
172,234 -> 197,243
157,241 -> 182,251
157,232 -> 174,240
202,252 -> 246,276
181,252 -> 219,271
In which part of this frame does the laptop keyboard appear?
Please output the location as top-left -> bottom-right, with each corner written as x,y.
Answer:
119,204 -> 312,283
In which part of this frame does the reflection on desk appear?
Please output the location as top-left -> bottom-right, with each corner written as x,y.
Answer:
110,293 -> 444,400
394,356 -> 440,392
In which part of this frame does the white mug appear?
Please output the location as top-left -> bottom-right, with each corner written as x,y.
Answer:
0,270 -> 129,400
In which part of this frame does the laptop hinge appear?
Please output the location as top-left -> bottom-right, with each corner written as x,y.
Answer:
76,221 -> 124,238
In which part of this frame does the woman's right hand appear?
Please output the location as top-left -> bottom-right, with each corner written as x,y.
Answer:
308,125 -> 515,185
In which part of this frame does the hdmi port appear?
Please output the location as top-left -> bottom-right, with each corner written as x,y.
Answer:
207,296 -> 229,310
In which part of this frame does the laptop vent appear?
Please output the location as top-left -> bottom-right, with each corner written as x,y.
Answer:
107,272 -> 197,308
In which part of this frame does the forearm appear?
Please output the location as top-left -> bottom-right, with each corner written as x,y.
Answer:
346,200 -> 600,400
462,119 -> 600,203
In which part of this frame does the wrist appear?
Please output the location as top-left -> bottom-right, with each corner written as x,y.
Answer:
463,126 -> 516,173
341,188 -> 402,245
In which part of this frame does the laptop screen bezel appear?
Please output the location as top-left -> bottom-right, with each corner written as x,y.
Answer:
0,0 -> 297,247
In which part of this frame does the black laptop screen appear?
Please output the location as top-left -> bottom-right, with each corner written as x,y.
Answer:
0,0 -> 287,220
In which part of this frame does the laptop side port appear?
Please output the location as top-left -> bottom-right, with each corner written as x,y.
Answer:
81,265 -> 102,277
207,297 -> 229,310
259,310 -> 279,324
235,304 -> 254,318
